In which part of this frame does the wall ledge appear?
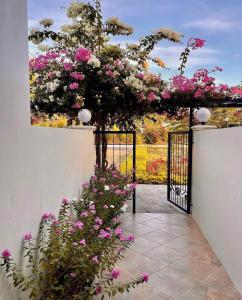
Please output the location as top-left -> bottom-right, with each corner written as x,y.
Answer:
192,125 -> 217,131
70,126 -> 96,131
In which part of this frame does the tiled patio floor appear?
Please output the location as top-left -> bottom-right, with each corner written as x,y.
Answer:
112,213 -> 241,300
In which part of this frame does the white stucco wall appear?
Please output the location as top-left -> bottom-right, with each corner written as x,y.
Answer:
192,127 -> 242,295
0,1 -> 95,298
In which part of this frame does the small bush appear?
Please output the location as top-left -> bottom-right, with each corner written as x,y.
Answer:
0,168 -> 148,299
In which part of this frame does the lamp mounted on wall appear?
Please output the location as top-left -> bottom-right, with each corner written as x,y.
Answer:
195,108 -> 211,125
78,109 -> 92,124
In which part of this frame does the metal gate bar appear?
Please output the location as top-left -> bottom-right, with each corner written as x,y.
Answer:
94,131 -> 136,213
167,131 -> 192,213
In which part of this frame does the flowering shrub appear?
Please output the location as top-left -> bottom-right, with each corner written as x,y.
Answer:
147,158 -> 166,175
160,67 -> 241,105
0,168 -> 148,299
31,114 -> 68,128
28,0 -> 183,127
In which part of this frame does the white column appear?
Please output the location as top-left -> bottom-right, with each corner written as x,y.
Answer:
0,0 -> 30,129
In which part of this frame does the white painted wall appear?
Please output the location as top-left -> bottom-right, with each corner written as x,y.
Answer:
0,1 -> 95,298
192,127 -> 242,295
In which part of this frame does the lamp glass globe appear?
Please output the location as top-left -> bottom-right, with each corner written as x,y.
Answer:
78,109 -> 92,123
195,108 -> 211,123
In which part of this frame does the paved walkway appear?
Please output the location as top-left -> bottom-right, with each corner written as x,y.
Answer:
112,212 -> 241,300
132,184 -> 182,214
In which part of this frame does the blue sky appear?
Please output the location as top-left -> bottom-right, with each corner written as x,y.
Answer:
28,0 -> 242,85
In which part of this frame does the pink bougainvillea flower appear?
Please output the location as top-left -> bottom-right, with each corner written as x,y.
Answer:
161,91 -> 171,99
212,66 -> 223,72
112,217 -> 118,223
48,72 -> 55,79
194,89 -> 204,99
55,229 -> 61,236
232,87 -> 242,96
24,232 -> 32,241
111,268 -> 120,279
135,73 -> 144,79
73,221 -> 84,230
137,92 -> 146,102
147,92 -> 157,102
126,234 -> 135,241
172,75 -> 194,93
114,227 -> 122,237
82,182 -> 90,188
188,37 -> 206,50
63,63 -> 74,71
119,234 -> 126,241
129,183 -> 137,190
95,285 -> 102,295
42,213 -> 55,221
75,48 -> 92,62
103,204 -> 108,209
69,82 -> 79,90
80,211 -> 89,218
70,72 -> 85,81
52,220 -> 60,226
70,272 -> 77,278
98,229 -> 111,239
79,239 -> 86,246
142,273 -> 149,283
92,256 -> 99,264
115,189 -> 123,195
106,70 -> 115,78
62,197 -> 69,205
94,224 -> 100,230
45,52 -> 59,59
72,102 -> 81,109
1,249 -> 11,258
89,204 -> 95,210
95,217 -> 103,225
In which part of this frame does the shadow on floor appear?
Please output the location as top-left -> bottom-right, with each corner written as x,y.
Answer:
129,184 -> 183,214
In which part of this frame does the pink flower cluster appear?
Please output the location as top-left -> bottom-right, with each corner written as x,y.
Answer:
75,48 -> 92,62
62,197 -> 69,205
24,232 -> 32,241
172,75 -> 195,93
1,249 -> 11,259
42,212 -> 55,221
29,52 -> 59,71
70,72 -> 85,81
73,221 -> 84,230
63,63 -> 74,71
188,37 -> 206,50
69,82 -> 79,90
147,92 -> 157,102
111,268 -> 120,279
160,67 -> 236,100
98,229 -> 111,239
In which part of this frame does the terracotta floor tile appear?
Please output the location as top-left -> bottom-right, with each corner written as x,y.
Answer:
144,245 -> 184,264
168,256 -> 219,281
107,213 -> 242,300
122,222 -> 154,236
141,229 -> 178,245
130,236 -> 160,254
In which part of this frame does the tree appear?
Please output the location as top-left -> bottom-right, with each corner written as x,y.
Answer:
29,0 -> 182,129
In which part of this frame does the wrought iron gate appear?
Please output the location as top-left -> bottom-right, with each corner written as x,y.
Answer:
94,131 -> 136,213
167,131 -> 193,213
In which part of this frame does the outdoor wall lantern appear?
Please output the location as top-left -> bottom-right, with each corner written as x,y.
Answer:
78,109 -> 92,123
195,108 -> 211,125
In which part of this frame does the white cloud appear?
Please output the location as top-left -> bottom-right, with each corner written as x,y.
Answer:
183,18 -> 235,31
234,53 -> 241,58
152,46 -> 219,69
